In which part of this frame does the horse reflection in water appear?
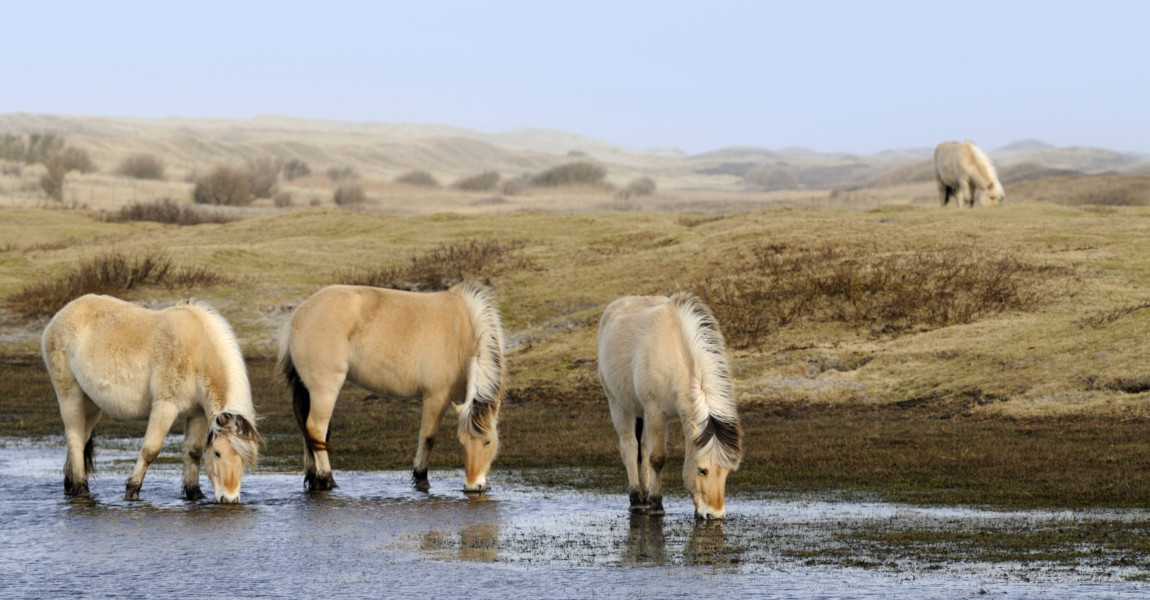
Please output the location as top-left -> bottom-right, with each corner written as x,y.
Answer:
623,514 -> 667,565
684,520 -> 730,567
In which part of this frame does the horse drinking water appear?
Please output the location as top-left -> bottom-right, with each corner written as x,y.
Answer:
278,282 -> 505,493
598,293 -> 743,519
41,295 -> 261,503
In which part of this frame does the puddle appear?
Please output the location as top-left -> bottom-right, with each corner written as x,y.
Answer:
1,438 -> 1148,599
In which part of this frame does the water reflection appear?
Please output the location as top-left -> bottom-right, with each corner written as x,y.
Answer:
622,514 -> 666,565
684,520 -> 737,567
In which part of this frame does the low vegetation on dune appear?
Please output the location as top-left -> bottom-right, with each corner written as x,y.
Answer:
693,242 -> 1054,348
8,251 -> 226,320
336,238 -> 529,291
106,198 -> 237,225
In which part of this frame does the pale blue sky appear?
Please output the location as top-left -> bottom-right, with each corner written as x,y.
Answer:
4,1 -> 1148,154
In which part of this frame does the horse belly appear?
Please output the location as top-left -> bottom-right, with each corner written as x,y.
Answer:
71,358 -> 153,421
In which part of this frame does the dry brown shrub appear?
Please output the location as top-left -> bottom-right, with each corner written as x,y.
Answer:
326,166 -> 359,182
8,251 -> 226,320
395,170 -> 439,187
107,198 -> 236,225
693,243 -> 1056,348
530,161 -> 606,187
116,154 -> 165,180
453,171 -> 501,192
337,239 -> 528,291
332,183 -> 366,207
619,176 -> 656,198
246,157 -> 283,199
282,159 -> 311,181
193,165 -> 252,206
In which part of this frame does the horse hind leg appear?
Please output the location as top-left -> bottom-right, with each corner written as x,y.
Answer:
59,385 -> 99,497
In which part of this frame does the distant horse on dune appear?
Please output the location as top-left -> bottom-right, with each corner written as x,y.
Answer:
42,295 -> 261,503
934,140 -> 1005,208
279,282 -> 505,493
598,293 -> 743,520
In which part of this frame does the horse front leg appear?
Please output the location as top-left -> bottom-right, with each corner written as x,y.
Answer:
412,390 -> 452,492
125,402 -> 179,501
643,414 -> 668,516
181,412 -> 208,501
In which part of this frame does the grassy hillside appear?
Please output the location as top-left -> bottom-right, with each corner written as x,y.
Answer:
3,201 -> 1150,419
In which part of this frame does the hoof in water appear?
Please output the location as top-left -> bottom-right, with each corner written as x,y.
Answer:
647,496 -> 665,517
628,490 -> 649,514
305,471 -> 336,492
64,479 -> 91,498
183,485 -> 205,502
412,469 -> 430,492
124,482 -> 142,501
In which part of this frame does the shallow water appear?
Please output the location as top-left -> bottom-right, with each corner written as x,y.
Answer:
1,438 -> 1147,599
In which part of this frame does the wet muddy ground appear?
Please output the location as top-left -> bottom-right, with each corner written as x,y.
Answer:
2,437 -> 1148,599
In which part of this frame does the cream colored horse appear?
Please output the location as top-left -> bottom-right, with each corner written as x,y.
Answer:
41,295 -> 261,503
278,282 -> 505,493
934,140 -> 1005,208
598,293 -> 743,520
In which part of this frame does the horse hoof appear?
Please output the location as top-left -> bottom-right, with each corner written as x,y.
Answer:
124,483 -> 141,501
64,482 -> 91,498
183,485 -> 205,502
305,472 -> 336,492
647,496 -> 665,517
412,469 -> 430,492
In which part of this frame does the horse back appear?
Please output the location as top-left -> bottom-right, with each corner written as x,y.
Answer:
598,296 -> 691,416
42,295 -> 180,418
289,285 -> 475,398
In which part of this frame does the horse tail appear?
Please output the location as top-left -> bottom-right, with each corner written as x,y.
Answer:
670,292 -> 743,470
634,416 -> 644,467
453,281 -> 505,439
280,345 -> 329,453
83,437 -> 95,474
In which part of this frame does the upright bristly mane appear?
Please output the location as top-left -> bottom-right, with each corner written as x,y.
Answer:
671,292 -> 742,470
452,282 -> 505,439
965,141 -> 1003,195
183,300 -> 261,466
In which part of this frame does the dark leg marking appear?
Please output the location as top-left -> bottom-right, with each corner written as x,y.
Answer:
305,471 -> 337,492
63,474 -> 90,497
647,495 -> 665,517
629,490 -> 649,514
183,483 -> 205,501
413,468 -> 430,492
124,481 -> 142,501
83,437 -> 96,474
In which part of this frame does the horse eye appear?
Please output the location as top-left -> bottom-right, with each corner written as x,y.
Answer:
484,440 -> 491,447
214,451 -> 221,458
698,468 -> 708,476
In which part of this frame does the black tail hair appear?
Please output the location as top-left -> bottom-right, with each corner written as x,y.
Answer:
635,416 -> 644,467
283,352 -> 329,453
83,437 -> 95,474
